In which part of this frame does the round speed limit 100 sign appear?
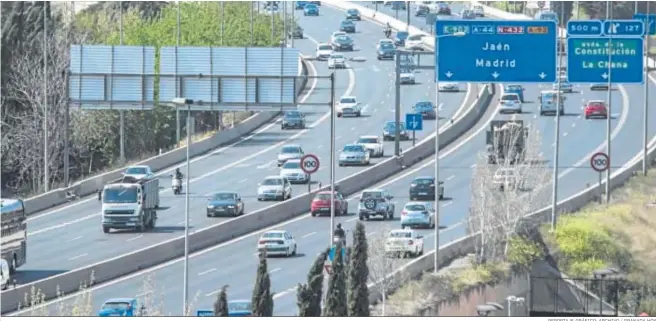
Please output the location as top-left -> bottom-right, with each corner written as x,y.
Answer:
300,154 -> 320,174
590,152 -> 610,172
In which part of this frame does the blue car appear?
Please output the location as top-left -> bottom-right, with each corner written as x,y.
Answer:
295,1 -> 307,9
340,20 -> 356,33
206,192 -> 244,217
98,298 -> 139,316
504,84 -> 524,102
382,121 -> 409,141
228,300 -> 253,317
413,101 -> 436,119
304,3 -> 319,16
394,31 -> 409,46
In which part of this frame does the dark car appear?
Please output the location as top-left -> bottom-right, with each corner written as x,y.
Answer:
304,3 -> 319,16
281,110 -> 306,129
413,101 -> 436,119
377,42 -> 396,60
206,192 -> 244,217
461,9 -> 476,19
394,31 -> 409,46
436,2 -> 451,15
346,8 -> 361,20
290,25 -> 304,39
333,35 -> 354,51
415,5 -> 429,17
409,177 -> 444,201
340,20 -> 356,33
391,1 -> 406,10
310,1 -> 321,5
295,1 -> 307,9
382,121 -> 409,141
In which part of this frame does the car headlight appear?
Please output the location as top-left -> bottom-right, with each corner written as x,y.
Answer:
129,217 -> 139,222
227,205 -> 235,208
207,205 -> 215,208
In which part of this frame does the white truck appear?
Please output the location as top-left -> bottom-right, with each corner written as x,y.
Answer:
100,177 -> 160,233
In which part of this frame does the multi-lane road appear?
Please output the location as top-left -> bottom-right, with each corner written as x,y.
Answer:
10,2 -> 656,317
14,2 -> 469,284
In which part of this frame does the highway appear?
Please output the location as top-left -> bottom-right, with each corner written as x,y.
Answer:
12,3 -> 656,317
14,3 -> 470,285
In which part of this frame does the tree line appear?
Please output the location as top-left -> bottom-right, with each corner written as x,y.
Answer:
1,1 -> 287,196
214,222 -> 374,316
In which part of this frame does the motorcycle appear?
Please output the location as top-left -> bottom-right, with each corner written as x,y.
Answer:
172,176 -> 182,195
332,230 -> 348,247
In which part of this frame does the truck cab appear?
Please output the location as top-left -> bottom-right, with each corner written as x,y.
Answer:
98,298 -> 140,316
101,177 -> 159,233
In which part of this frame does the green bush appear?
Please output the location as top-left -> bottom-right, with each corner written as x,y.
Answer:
507,236 -> 544,269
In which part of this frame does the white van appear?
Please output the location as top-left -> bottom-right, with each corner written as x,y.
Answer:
1,259 -> 10,290
404,34 -> 425,51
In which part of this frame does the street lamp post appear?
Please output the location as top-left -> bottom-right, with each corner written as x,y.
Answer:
592,268 -> 619,317
172,97 -> 193,315
433,31 -> 465,273
506,296 -> 526,317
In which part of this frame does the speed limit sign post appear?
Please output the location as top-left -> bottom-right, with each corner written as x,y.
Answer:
301,154 -> 320,191
590,152 -> 609,203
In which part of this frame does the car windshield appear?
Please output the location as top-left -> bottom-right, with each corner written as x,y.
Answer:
343,145 -> 364,152
330,54 -> 344,59
283,161 -> 301,169
263,232 -> 283,238
341,21 -> 353,26
212,193 -> 235,201
281,146 -> 300,154
589,102 -> 605,108
385,122 -> 405,131
347,9 -> 358,14
103,187 -> 138,203
400,68 -> 412,74
380,43 -> 394,50
506,85 -> 521,91
337,36 -> 350,42
390,231 -> 412,238
357,138 -> 379,144
396,31 -> 409,39
228,302 -> 252,312
125,167 -> 147,174
415,102 -> 432,110
439,3 -> 448,8
405,204 -> 427,211
413,178 -> 434,185
305,4 -> 316,9
318,45 -> 332,51
262,178 -> 283,186
314,193 -> 334,200
501,94 -> 519,101
284,111 -> 301,118
102,302 -> 130,310
362,191 -> 382,199
473,6 -> 483,10
340,97 -> 356,104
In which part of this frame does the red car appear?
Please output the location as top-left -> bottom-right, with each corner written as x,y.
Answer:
311,191 -> 348,217
584,100 -> 608,119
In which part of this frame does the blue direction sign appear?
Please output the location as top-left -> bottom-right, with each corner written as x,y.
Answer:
603,19 -> 645,36
435,19 -> 557,83
567,37 -> 644,84
328,246 -> 346,261
567,20 -> 603,36
197,310 -> 214,317
634,14 -> 656,35
405,113 -> 423,131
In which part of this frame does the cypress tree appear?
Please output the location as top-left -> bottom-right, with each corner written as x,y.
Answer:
323,242 -> 348,316
347,222 -> 370,316
296,284 -> 313,316
297,249 -> 329,316
213,285 -> 229,317
251,253 -> 274,316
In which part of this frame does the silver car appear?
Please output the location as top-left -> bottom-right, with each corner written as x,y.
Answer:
279,159 -> 310,184
257,176 -> 292,201
339,144 -> 370,166
277,144 -> 305,166
400,202 -> 435,229
497,93 -> 522,114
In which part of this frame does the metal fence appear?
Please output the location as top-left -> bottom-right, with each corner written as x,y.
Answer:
530,275 -> 622,316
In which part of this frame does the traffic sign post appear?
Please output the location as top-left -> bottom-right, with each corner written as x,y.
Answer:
405,113 -> 423,147
300,154 -> 319,174
566,37 -> 644,84
633,13 -> 656,35
590,152 -> 610,204
435,19 -> 558,83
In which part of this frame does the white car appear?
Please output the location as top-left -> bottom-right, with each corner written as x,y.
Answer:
339,144 -> 370,166
384,229 -> 424,257
257,230 -> 297,257
404,34 -> 425,51
315,42 -> 333,61
279,159 -> 310,184
355,135 -> 384,157
399,68 -> 415,84
277,144 -> 305,166
123,165 -> 154,181
337,96 -> 362,117
257,176 -> 293,201
438,82 -> 459,92
328,53 -> 347,69
470,5 -> 485,17
497,93 -> 523,114
331,31 -> 347,44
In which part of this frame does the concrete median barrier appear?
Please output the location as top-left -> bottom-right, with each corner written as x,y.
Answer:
21,56 -> 310,216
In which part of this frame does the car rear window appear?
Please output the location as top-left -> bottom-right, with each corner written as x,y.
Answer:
102,302 -> 130,310
262,178 -> 283,185
318,45 -> 332,51
343,145 -> 364,152
501,94 -> 519,101
126,167 -> 147,174
405,204 -> 426,211
358,138 -> 379,144
340,97 -> 356,104
362,191 -> 382,199
390,231 -> 412,238
212,193 -> 235,201
263,232 -> 283,238
281,146 -> 300,154
413,178 -> 434,185
314,193 -> 335,201
588,102 -> 605,108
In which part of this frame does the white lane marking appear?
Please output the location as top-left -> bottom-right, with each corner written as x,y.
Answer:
302,232 -> 316,238
205,289 -> 221,297
269,268 -> 282,274
563,132 -> 568,137
28,213 -> 98,236
366,232 -> 376,236
445,175 -> 456,181
13,44 -> 479,314
28,53 -> 322,224
441,201 -> 453,208
257,161 -> 275,169
198,268 -> 216,276
126,234 -> 144,242
272,286 -> 298,300
68,253 -> 88,261
67,236 -> 82,243
238,178 -> 248,184
470,164 -> 477,168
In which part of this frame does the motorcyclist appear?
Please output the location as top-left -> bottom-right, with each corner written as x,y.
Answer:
384,23 -> 392,38
174,168 -> 183,180
334,223 -> 345,242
